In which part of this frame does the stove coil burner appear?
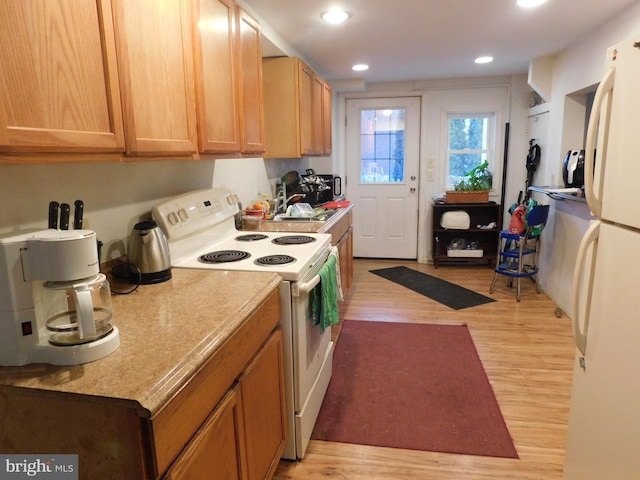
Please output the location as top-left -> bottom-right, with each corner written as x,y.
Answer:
272,235 -> 316,245
255,255 -> 296,266
200,250 -> 250,263
235,234 -> 268,242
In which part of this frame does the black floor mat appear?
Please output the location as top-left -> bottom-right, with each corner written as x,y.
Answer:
370,266 -> 496,310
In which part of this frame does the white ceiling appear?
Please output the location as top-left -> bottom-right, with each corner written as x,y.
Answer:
241,0 -> 638,84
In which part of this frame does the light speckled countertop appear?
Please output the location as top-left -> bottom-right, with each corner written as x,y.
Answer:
0,269 -> 281,416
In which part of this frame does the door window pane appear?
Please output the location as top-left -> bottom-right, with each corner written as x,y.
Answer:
360,109 -> 406,183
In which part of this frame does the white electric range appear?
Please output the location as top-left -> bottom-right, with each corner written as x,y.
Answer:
152,188 -> 334,460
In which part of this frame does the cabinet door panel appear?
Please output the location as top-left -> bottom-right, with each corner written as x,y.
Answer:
0,0 -> 124,153
194,0 -> 240,153
240,328 -> 286,480
322,82 -> 333,155
112,0 -> 198,155
311,74 -> 323,154
298,62 -> 314,156
163,387 -> 246,480
237,8 -> 265,154
337,226 -> 353,293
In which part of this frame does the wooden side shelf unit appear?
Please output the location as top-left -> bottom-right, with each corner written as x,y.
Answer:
432,202 -> 502,268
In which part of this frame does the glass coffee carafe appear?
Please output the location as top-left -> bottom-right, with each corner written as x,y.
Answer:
39,273 -> 114,346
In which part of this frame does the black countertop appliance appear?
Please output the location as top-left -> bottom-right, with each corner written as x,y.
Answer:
298,170 -> 342,206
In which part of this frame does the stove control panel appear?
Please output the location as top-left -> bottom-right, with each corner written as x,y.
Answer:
152,189 -> 239,240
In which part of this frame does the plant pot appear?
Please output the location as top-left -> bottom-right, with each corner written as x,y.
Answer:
446,190 -> 490,204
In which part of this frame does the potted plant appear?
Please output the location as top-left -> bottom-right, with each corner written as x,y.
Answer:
446,160 -> 493,203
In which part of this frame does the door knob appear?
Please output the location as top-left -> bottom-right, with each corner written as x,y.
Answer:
410,175 -> 416,181
410,187 -> 416,193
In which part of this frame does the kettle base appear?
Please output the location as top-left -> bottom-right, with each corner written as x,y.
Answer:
130,268 -> 172,285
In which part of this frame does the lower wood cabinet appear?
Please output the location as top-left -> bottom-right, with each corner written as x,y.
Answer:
163,328 -> 286,480
152,291 -> 285,479
163,387 -> 245,480
327,209 -> 353,293
238,328 -> 287,479
0,289 -> 285,480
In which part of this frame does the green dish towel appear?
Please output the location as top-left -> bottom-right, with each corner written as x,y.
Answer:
310,254 -> 339,333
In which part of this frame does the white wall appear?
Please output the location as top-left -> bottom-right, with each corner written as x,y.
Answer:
530,4 -> 640,315
0,156 -> 310,263
0,160 -> 215,260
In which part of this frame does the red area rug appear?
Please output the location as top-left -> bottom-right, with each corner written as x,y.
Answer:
312,320 -> 518,458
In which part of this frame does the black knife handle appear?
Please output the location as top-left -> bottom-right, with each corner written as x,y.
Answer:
74,200 -> 84,229
59,203 -> 70,230
48,201 -> 59,229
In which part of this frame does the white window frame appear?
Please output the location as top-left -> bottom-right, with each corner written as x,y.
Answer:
445,111 -> 496,191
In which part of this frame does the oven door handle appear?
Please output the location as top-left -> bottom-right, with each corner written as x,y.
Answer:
292,274 -> 320,297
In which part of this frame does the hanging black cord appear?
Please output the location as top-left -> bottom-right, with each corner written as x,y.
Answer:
110,263 -> 141,295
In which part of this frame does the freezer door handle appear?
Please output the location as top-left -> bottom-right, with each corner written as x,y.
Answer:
584,66 -> 615,219
571,220 -> 601,355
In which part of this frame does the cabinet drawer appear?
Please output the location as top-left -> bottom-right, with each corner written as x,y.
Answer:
328,210 -> 352,246
150,289 -> 280,477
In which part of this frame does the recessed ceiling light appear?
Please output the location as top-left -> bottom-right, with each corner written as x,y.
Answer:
475,56 -> 494,64
322,9 -> 349,24
352,64 -> 369,72
517,0 -> 547,7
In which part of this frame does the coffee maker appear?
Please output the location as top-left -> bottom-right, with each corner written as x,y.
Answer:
0,229 -> 120,366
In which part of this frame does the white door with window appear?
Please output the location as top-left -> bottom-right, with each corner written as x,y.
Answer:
346,97 -> 421,258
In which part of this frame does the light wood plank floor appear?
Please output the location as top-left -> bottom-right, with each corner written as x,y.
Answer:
274,259 -> 576,480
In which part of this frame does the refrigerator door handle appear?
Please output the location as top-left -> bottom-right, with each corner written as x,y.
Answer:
571,220 -> 600,356
584,66 -> 615,218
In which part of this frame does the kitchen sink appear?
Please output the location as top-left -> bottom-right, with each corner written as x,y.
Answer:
272,208 -> 338,222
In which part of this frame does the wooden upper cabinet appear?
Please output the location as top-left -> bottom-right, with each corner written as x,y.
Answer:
298,63 -> 315,156
0,0 -> 124,154
111,0 -> 198,156
298,62 -> 324,156
262,57 -> 331,159
192,0 -> 241,154
309,71 -> 324,155
236,8 -> 265,154
322,82 -> 333,155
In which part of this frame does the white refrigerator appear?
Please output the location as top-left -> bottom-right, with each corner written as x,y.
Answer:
564,34 -> 640,479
